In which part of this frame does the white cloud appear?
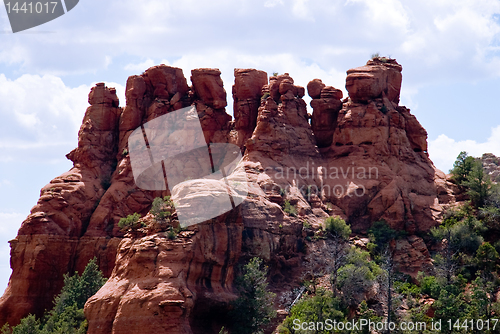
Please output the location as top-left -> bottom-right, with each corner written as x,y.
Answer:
429,125 -> 500,173
292,0 -> 314,21
124,59 -> 156,72
347,0 -> 410,32
0,74 -> 125,163
0,74 -> 89,142
264,0 -> 284,7
1,0 -> 499,91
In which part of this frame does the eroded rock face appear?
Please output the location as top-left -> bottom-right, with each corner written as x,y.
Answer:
481,153 -> 500,182
0,84 -> 122,326
392,236 -> 432,277
308,80 -> 343,148
0,65 -> 234,328
191,68 -> 227,110
324,70 -> 444,233
85,215 -> 243,334
230,69 -> 268,149
346,58 -> 402,104
1,60 -> 456,331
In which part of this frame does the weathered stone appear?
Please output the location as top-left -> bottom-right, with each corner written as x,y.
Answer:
0,61 -> 457,332
346,58 -> 402,103
309,82 -> 343,148
191,68 -> 227,110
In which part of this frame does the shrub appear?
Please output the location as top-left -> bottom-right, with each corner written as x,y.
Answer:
150,196 -> 175,224
302,221 -> 311,230
337,248 -> 382,307
118,213 -> 141,232
279,288 -> 345,334
283,200 -> 297,217
167,229 -> 177,240
418,274 -> 441,299
324,216 -> 351,241
394,281 -> 421,298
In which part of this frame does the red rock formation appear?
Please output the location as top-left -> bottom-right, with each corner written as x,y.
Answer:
85,213 -> 243,334
323,58 -> 447,234
230,69 -> 268,148
0,83 -> 122,325
346,57 -> 402,104
0,59 -> 456,331
190,68 -> 232,144
308,80 -> 343,148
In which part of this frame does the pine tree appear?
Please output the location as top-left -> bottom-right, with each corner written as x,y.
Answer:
230,257 -> 276,334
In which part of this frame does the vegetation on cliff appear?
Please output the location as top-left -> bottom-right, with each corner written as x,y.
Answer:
272,151 -> 500,334
1,259 -> 106,334
228,257 -> 277,334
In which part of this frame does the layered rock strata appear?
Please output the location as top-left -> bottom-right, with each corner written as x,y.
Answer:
0,59 -> 455,332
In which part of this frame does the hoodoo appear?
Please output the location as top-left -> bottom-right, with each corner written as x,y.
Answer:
0,59 -> 455,333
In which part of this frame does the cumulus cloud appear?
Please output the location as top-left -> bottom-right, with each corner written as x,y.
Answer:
429,125 -> 500,173
0,74 -> 89,146
124,59 -> 156,72
1,0 -> 499,89
0,74 -> 125,162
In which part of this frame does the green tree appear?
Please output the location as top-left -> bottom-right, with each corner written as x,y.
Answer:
367,221 -> 401,260
450,151 -> 475,186
324,217 -> 351,295
337,248 -> 382,307
5,258 -> 106,334
117,212 -> 141,232
433,284 -> 467,334
464,160 -> 492,208
279,288 -> 345,334
150,196 -> 175,224
230,257 -> 276,334
474,242 -> 499,273
11,315 -> 41,334
431,220 -> 483,283
52,258 -> 106,312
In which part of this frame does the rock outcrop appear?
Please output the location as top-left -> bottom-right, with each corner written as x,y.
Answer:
0,59 -> 455,332
308,79 -> 343,148
346,57 -> 402,104
481,153 -> 500,182
230,69 -> 268,149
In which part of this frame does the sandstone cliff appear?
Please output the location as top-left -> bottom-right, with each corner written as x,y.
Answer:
0,59 -> 455,332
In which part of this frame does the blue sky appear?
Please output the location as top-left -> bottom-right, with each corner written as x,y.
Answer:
1,0 -> 500,293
